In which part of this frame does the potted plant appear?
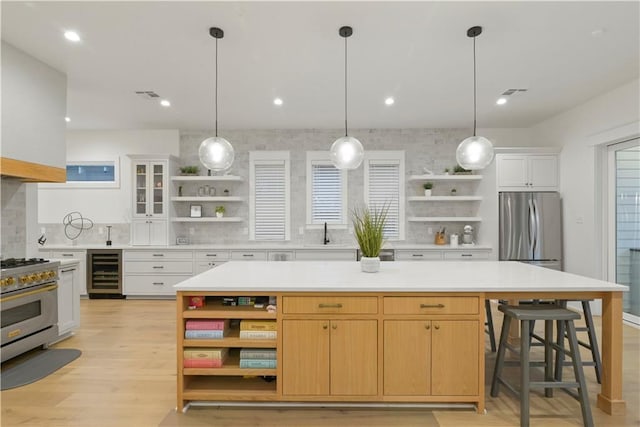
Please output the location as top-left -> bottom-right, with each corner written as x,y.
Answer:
352,203 -> 389,273
215,205 -> 225,218
450,188 -> 457,196
179,165 -> 199,175
444,168 -> 450,175
423,182 -> 433,197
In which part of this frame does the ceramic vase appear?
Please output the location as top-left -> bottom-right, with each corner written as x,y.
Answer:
360,256 -> 380,273
216,212 -> 223,218
424,189 -> 432,197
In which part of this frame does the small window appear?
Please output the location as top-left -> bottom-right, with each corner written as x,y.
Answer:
40,159 -> 120,189
250,151 -> 290,241
306,152 -> 348,226
364,151 -> 405,240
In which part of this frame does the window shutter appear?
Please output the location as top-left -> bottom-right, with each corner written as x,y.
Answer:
367,162 -> 400,238
311,164 -> 343,223
254,162 -> 286,240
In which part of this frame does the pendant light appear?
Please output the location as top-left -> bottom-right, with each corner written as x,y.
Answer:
456,26 -> 494,171
199,27 -> 235,172
329,26 -> 364,170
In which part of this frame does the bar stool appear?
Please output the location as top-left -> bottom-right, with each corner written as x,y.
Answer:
490,304 -> 593,427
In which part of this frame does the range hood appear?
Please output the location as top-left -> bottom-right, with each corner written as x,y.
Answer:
0,157 -> 66,183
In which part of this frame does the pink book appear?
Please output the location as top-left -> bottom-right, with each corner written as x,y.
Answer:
185,319 -> 229,330
183,358 -> 223,368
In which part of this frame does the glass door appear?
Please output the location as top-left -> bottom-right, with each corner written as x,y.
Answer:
607,138 -> 640,325
134,162 -> 148,217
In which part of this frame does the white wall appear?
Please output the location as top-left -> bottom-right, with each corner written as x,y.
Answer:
38,129 -> 179,224
531,78 -> 640,280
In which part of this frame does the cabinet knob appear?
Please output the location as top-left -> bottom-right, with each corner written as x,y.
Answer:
322,324 -> 328,330
434,324 -> 440,330
332,324 -> 337,330
425,323 -> 430,330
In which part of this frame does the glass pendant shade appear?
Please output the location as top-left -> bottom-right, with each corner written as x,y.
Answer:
199,136 -> 235,171
330,136 -> 364,170
456,135 -> 494,170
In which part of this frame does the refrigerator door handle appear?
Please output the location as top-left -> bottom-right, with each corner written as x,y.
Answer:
505,197 -> 512,258
528,198 -> 536,259
532,197 -> 541,259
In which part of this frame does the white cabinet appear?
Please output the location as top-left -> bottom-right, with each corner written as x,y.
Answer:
41,249 -> 87,297
294,249 -> 356,261
123,249 -> 193,297
57,261 -> 81,339
129,155 -> 177,245
194,250 -> 229,274
496,154 -> 558,191
396,248 -> 491,261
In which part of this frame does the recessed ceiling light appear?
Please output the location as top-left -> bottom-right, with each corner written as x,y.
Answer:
273,98 -> 283,106
591,28 -> 606,38
384,97 -> 395,106
160,99 -> 171,107
64,30 -> 81,42
65,117 -> 71,122
496,97 -> 507,105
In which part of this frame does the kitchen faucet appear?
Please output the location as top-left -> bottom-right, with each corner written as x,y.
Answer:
323,222 -> 330,245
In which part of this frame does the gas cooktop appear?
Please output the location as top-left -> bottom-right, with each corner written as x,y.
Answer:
1,257 -> 50,269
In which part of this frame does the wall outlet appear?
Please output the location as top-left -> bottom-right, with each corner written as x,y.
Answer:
40,227 -> 46,234
189,227 -> 195,235
427,227 -> 433,235
98,227 -> 104,235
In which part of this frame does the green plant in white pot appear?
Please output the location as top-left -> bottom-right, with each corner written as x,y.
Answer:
352,203 -> 389,273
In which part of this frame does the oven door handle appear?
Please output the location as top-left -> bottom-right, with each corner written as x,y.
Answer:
0,284 -> 58,303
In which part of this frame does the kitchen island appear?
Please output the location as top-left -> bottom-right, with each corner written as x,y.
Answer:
174,260 -> 627,416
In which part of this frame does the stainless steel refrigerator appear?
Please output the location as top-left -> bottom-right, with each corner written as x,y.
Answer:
499,192 -> 562,270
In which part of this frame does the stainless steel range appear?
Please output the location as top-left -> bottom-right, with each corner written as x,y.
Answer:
1,258 -> 59,362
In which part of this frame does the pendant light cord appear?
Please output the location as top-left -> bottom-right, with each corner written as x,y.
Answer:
472,34 -> 477,137
344,35 -> 348,137
215,36 -> 219,138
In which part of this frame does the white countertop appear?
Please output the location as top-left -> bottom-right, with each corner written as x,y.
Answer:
40,243 -> 491,251
174,261 -> 628,293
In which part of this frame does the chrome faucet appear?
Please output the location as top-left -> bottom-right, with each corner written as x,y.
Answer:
323,222 -> 330,245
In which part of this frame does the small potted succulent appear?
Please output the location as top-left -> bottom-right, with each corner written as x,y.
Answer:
215,205 -> 226,218
453,165 -> 472,175
423,182 -> 433,197
179,165 -> 199,175
450,188 -> 457,196
443,168 -> 450,175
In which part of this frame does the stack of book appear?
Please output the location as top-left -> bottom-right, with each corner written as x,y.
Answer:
239,348 -> 277,369
183,347 -> 228,368
184,319 -> 229,339
239,320 -> 277,340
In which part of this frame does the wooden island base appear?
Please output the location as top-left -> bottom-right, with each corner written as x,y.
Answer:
176,291 -> 485,413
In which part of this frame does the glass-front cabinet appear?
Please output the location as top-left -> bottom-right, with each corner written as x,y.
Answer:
128,155 -> 177,245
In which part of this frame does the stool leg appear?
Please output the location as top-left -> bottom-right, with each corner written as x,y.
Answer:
490,314 -> 512,397
520,320 -> 531,427
566,320 -> 594,427
554,317 -> 566,382
581,301 -> 603,384
485,299 -> 497,352
544,319 -> 553,398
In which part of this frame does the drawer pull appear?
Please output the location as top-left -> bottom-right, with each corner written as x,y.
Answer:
61,268 -> 76,273
152,282 -> 164,286
242,254 -> 254,257
152,254 -> 164,257
461,254 -> 473,257
152,266 -> 164,269
434,324 -> 440,330
420,303 -> 445,309
412,254 -> 424,257
206,254 -> 217,257
61,254 -> 74,257
318,303 -> 343,309
425,324 -> 430,330
322,324 -> 328,330
332,324 -> 337,330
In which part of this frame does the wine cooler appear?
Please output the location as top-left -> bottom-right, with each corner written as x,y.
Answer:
87,249 -> 123,298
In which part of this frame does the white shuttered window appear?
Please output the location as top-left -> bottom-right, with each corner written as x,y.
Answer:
250,152 -> 290,241
364,151 -> 405,240
306,152 -> 348,225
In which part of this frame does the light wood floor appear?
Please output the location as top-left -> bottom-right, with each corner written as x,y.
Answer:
1,299 -> 639,427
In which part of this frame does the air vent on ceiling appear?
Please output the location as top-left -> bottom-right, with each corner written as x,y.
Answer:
501,88 -> 528,96
135,91 -> 160,100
